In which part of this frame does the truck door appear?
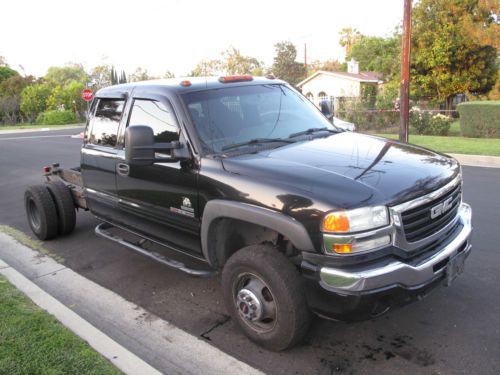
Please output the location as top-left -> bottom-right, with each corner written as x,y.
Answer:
81,97 -> 126,221
115,95 -> 201,255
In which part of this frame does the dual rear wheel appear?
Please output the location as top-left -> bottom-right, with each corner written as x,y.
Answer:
25,181 -> 76,240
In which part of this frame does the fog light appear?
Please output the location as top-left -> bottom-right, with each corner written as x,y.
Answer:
333,243 -> 352,254
353,235 -> 391,253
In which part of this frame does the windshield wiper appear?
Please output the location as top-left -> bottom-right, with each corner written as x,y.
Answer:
221,138 -> 295,152
288,127 -> 341,139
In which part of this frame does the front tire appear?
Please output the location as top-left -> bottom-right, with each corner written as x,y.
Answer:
221,244 -> 311,351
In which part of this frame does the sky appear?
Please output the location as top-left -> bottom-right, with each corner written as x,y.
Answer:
1,0 -> 404,78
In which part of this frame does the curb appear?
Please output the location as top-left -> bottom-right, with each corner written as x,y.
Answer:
0,257 -> 161,375
449,153 -> 500,169
0,125 -> 84,135
0,231 -> 263,375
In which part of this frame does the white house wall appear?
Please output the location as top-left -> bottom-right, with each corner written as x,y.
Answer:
301,74 -> 361,99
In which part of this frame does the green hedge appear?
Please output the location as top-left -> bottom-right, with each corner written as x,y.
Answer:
36,110 -> 76,125
457,101 -> 500,138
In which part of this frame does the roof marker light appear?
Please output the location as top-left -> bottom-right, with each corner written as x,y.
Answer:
180,80 -> 192,87
218,75 -> 253,83
266,74 -> 276,80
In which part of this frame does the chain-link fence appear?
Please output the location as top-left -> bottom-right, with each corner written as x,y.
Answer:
313,96 -> 461,136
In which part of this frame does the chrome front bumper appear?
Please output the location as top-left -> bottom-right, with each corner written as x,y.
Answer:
319,202 -> 472,292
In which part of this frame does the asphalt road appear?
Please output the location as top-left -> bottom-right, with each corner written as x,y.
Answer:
1,128 -> 499,375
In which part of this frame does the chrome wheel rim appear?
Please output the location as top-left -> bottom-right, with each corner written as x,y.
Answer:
233,272 -> 277,333
28,198 -> 41,231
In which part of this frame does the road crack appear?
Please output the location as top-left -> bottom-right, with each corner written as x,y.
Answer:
200,314 -> 230,341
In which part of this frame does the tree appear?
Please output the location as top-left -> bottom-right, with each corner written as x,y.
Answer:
461,0 -> 500,49
349,35 -> 401,81
189,47 -> 262,76
119,70 -> 127,84
270,42 -> 306,86
128,67 -> 157,82
163,71 -> 175,79
190,59 -> 224,76
0,75 -> 34,123
44,64 -> 88,87
110,66 -> 116,85
0,66 -> 19,84
220,46 -> 262,75
90,64 -> 112,89
339,28 -> 361,56
20,84 -> 52,122
0,75 -> 34,98
307,59 -> 344,75
412,0 -> 499,109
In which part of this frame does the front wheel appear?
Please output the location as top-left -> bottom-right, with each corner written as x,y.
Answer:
221,244 -> 311,351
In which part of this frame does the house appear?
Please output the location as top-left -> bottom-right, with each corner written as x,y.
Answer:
297,59 -> 382,102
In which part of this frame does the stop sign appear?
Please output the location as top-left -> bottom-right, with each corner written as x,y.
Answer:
81,89 -> 93,101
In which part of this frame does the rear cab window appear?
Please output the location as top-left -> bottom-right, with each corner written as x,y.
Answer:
87,98 -> 125,148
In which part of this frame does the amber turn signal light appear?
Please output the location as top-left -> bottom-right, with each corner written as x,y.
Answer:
333,244 -> 352,254
323,212 -> 350,232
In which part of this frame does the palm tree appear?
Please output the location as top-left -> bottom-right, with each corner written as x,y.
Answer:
339,28 -> 361,56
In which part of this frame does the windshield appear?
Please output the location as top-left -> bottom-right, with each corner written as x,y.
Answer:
182,84 -> 337,154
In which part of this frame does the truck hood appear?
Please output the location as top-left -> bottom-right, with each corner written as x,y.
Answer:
221,132 -> 460,208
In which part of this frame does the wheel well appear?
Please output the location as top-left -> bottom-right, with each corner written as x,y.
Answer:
207,218 -> 295,268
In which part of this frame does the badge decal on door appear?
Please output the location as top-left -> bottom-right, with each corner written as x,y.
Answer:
170,197 -> 194,217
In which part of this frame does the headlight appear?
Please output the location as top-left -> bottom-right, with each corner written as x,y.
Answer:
322,206 -> 391,255
323,206 -> 389,233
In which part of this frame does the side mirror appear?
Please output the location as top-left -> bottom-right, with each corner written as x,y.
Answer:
320,100 -> 334,123
125,125 -> 189,166
125,126 -> 155,166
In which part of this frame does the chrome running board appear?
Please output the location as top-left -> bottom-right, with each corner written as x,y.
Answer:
95,222 -> 216,278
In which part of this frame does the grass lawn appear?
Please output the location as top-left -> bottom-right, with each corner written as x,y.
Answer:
448,120 -> 461,136
0,275 -> 121,375
0,123 -> 84,131
377,133 -> 500,156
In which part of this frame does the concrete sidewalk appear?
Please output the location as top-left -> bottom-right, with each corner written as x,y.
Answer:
449,153 -> 500,169
0,231 -> 263,375
0,124 -> 84,134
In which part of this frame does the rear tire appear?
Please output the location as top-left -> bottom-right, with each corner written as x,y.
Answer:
24,184 -> 59,240
45,181 -> 76,235
221,244 -> 311,351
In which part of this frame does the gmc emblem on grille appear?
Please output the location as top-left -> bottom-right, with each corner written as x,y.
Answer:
430,196 -> 454,219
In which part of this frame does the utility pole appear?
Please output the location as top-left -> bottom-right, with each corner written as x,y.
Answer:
304,43 -> 308,77
399,0 -> 412,143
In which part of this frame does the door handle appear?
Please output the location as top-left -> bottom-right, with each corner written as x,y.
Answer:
117,163 -> 130,176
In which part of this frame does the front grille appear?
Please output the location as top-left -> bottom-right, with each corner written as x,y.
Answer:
401,184 -> 461,242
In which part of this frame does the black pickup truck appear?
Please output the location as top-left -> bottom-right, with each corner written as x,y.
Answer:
24,76 -> 472,351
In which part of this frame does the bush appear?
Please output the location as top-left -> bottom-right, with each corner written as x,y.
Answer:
457,101 -> 500,138
410,110 -> 452,136
428,113 -> 452,136
36,110 -> 76,125
410,109 -> 431,134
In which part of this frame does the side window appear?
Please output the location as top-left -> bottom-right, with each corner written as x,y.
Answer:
89,99 -> 124,147
128,99 -> 179,143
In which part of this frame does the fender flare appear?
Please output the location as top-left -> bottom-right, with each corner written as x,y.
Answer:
201,200 -> 315,266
